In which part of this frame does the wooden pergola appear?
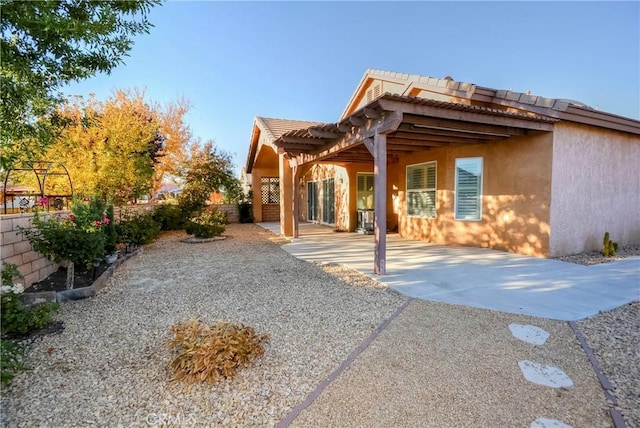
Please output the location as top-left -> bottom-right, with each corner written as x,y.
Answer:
273,94 -> 557,274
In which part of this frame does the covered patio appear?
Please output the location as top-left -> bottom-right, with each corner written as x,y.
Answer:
258,222 -> 640,321
272,94 -> 557,274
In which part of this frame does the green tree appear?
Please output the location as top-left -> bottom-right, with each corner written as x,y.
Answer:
178,141 -> 238,213
0,0 -> 161,169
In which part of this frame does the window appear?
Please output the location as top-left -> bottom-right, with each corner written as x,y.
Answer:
406,162 -> 436,218
455,157 -> 483,221
260,177 -> 280,204
357,173 -> 374,210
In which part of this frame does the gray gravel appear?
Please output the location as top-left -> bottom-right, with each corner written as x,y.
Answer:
553,244 -> 640,265
1,224 -> 406,427
555,243 -> 640,427
578,301 -> 640,428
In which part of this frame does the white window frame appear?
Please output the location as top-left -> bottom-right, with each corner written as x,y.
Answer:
406,161 -> 437,219
454,157 -> 483,221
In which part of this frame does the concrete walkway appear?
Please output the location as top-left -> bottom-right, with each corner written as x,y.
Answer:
259,222 -> 640,321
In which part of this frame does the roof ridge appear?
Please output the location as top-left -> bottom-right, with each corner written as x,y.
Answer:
257,116 -> 322,124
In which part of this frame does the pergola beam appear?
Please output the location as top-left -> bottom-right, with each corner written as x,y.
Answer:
379,99 -> 555,131
308,128 -> 341,139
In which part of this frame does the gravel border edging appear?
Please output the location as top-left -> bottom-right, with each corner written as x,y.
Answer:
22,248 -> 142,306
568,321 -> 626,428
275,298 -> 413,428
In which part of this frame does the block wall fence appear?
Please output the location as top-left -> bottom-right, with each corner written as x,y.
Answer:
0,204 -> 241,288
0,212 -> 60,288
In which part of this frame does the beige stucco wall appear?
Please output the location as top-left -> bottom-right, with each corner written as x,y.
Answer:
250,143 -> 280,223
396,132 -> 554,256
549,122 -> 640,256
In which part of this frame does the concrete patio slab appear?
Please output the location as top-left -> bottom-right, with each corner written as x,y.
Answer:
259,222 -> 640,321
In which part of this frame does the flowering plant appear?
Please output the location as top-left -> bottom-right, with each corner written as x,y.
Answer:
20,197 -> 108,277
1,263 -> 58,385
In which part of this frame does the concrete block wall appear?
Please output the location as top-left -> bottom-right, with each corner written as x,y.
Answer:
0,212 -> 60,288
216,204 -> 240,223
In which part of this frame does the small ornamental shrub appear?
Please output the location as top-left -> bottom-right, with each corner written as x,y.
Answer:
238,201 -> 253,223
152,204 -> 187,230
1,263 -> 58,386
1,339 -> 27,386
116,209 -> 161,246
167,319 -> 269,383
185,207 -> 226,238
20,197 -> 108,273
1,264 -> 58,337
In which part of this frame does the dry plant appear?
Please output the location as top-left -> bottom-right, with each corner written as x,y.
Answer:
167,319 -> 269,383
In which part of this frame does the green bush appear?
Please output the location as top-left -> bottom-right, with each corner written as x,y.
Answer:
185,208 -> 226,238
1,264 -> 58,337
1,264 -> 58,386
152,204 -> 187,230
20,197 -> 108,272
116,209 -> 161,247
238,201 -> 253,223
1,339 -> 27,386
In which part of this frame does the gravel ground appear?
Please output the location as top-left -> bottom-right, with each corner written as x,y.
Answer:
1,224 -> 406,427
553,244 -> 640,265
292,300 -> 612,427
555,244 -> 640,427
578,301 -> 640,428
2,224 -> 636,427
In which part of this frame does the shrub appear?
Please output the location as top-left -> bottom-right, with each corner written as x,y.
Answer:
167,319 -> 269,383
152,204 -> 187,230
1,339 -> 27,386
238,201 -> 253,223
185,207 -> 226,238
116,209 -> 161,246
1,264 -> 58,337
1,263 -> 58,386
20,197 -> 108,272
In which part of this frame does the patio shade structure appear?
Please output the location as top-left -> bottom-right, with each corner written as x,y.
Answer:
272,93 -> 558,274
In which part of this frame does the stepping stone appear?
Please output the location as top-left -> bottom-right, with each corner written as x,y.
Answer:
509,323 -> 550,345
518,360 -> 573,388
530,417 -> 572,428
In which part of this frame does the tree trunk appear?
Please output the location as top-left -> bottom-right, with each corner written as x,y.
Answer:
65,261 -> 74,290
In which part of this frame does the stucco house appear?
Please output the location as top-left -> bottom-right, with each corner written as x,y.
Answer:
245,69 -> 640,273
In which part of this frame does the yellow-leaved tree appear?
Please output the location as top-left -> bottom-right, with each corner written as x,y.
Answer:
46,89 -> 192,203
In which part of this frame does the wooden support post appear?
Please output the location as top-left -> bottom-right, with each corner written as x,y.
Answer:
292,163 -> 300,238
279,154 -> 293,237
374,132 -> 387,275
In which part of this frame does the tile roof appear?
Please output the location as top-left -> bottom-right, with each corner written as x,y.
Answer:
255,117 -> 322,141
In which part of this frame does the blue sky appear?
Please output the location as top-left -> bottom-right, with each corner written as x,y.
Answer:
64,1 -> 640,175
